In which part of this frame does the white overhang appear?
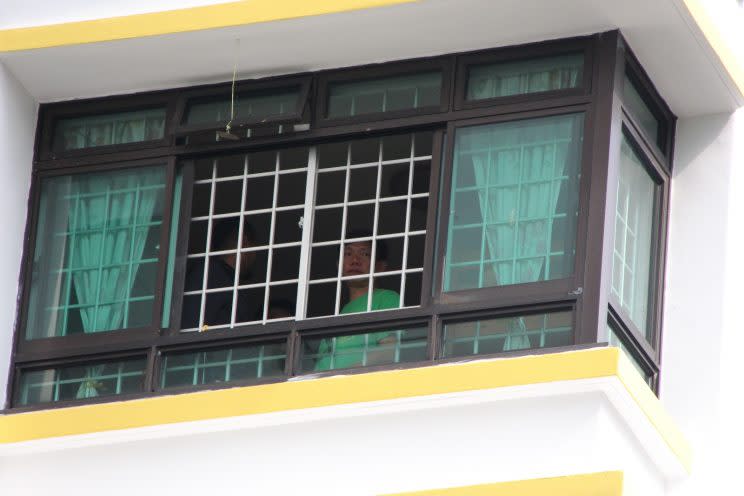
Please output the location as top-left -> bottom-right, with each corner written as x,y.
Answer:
0,0 -> 742,117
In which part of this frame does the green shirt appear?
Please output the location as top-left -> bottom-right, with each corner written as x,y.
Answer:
314,289 -> 400,371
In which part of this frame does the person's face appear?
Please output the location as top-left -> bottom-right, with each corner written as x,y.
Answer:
342,242 -> 373,280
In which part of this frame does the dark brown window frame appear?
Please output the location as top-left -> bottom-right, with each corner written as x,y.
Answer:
6,30 -> 675,412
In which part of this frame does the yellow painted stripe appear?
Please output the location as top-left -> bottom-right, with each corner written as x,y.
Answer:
381,471 -> 624,496
0,0 -> 417,53
0,347 -> 691,476
0,349 -> 616,444
681,0 -> 744,100
615,349 -> 693,472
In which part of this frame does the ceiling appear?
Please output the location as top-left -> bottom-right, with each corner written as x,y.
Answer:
0,0 -> 740,117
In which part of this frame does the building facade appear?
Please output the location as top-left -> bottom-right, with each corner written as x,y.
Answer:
1,1 -> 744,494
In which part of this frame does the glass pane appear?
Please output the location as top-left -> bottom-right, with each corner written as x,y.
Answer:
162,171 -> 183,329
467,54 -> 583,100
443,311 -> 572,358
161,342 -> 287,388
25,166 -> 166,339
607,323 -> 652,384
185,87 -> 301,126
302,326 -> 428,372
15,357 -> 146,406
54,108 -> 166,151
327,72 -> 442,118
611,137 -> 656,341
623,74 -> 661,148
444,114 -> 583,291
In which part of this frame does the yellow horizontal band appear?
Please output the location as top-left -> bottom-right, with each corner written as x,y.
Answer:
0,0 -> 416,52
0,347 -> 690,473
682,0 -> 744,99
382,471 -> 624,496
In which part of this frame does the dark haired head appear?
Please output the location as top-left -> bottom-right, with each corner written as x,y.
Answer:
212,220 -> 255,251
345,229 -> 387,262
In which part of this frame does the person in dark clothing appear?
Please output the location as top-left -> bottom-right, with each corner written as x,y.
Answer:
181,222 -> 259,329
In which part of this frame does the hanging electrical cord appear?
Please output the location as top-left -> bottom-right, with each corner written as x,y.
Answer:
217,39 -> 240,141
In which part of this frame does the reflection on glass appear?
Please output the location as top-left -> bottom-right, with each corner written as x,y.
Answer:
611,137 -> 655,341
54,108 -> 166,151
16,358 -> 146,406
185,87 -> 301,126
443,311 -> 572,358
467,53 -> 583,100
303,326 -> 428,372
25,166 -> 166,339
444,114 -> 583,291
161,342 -> 286,388
328,72 -> 442,118
623,74 -> 661,147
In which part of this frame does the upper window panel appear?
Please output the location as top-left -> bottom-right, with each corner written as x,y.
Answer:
184,86 -> 302,127
444,113 -> 583,292
623,73 -> 662,149
327,72 -> 442,119
53,108 -> 166,152
25,166 -> 166,340
466,54 -> 583,101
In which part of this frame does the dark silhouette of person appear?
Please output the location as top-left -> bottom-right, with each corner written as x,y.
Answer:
181,221 -> 259,329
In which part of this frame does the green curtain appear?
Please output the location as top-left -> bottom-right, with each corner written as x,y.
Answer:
468,55 -> 582,100
466,116 -> 576,287
70,169 -> 161,332
73,169 -> 162,399
451,115 -> 580,351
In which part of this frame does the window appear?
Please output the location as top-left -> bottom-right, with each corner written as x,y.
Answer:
53,108 -> 167,152
466,53 -> 584,101
444,113 -> 583,291
601,46 -> 673,383
11,31 -> 673,409
327,72 -> 442,118
24,165 -> 167,340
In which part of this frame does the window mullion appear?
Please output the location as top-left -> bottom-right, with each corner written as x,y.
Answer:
295,146 -> 319,319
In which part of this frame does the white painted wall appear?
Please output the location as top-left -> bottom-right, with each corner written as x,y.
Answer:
662,109 -> 744,495
0,390 -> 666,495
0,0 -> 237,29
0,62 -> 35,409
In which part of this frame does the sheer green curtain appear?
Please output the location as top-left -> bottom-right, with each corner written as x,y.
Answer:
70,168 -> 163,333
446,115 -> 583,350
70,169 -> 163,399
467,54 -> 583,100
55,109 -> 165,151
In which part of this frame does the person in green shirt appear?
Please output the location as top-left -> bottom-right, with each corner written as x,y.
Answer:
314,233 -> 400,371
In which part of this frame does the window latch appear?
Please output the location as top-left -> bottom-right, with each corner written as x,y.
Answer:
569,287 -> 583,296
298,216 -> 304,229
